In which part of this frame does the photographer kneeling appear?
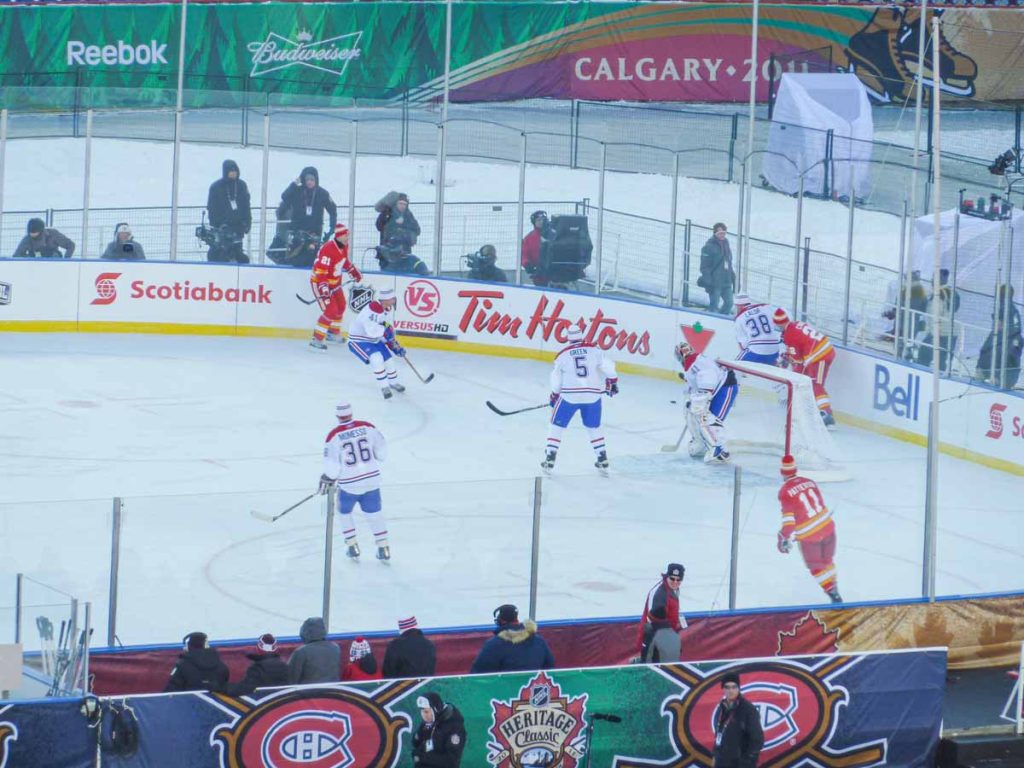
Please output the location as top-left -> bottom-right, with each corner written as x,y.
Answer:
374,233 -> 430,277
102,223 -> 146,261
465,244 -> 507,283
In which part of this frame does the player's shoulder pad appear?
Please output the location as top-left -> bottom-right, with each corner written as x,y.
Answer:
348,420 -> 376,431
325,425 -> 348,442
367,300 -> 384,313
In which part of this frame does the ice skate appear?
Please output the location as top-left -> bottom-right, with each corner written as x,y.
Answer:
381,388 -> 393,400
540,451 -> 556,475
389,382 -> 406,394
704,446 -> 731,464
594,450 -> 609,477
309,339 -> 328,352
820,410 -> 836,430
828,589 -> 843,604
376,545 -> 391,562
345,542 -> 361,560
325,330 -> 343,344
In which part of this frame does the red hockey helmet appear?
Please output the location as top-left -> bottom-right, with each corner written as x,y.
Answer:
780,455 -> 798,478
773,308 -> 790,327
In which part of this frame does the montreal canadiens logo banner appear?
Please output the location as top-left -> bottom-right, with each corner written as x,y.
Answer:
0,649 -> 945,767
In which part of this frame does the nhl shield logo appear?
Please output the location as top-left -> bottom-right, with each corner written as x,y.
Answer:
487,672 -> 588,768
349,284 -> 375,313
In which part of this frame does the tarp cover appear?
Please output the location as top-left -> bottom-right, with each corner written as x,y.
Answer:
763,73 -> 874,197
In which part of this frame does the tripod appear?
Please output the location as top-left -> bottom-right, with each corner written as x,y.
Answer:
582,713 -> 621,768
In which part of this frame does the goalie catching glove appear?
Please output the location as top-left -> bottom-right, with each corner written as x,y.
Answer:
318,474 -> 335,495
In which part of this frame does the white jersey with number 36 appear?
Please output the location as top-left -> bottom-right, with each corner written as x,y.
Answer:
323,420 -> 388,494
550,343 -> 617,404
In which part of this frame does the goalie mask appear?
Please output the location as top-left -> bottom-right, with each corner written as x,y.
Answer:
674,342 -> 698,370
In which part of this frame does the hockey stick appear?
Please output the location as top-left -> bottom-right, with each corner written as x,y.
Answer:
250,492 -> 318,523
661,424 -> 689,453
295,293 -> 317,305
486,400 -> 549,416
297,278 -> 356,306
402,355 -> 435,384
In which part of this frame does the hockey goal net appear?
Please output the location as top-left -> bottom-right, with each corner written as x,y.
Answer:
718,359 -> 846,480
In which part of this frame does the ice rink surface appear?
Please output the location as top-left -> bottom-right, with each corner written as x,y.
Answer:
1,332 -> 1021,646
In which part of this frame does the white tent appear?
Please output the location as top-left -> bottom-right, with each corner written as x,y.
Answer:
762,73 -> 874,198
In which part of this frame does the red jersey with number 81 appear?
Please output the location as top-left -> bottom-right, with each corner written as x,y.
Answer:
311,239 -> 360,289
781,321 -> 833,366
778,476 -> 834,543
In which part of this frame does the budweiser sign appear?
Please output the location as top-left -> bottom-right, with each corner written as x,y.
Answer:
457,289 -> 651,355
247,29 -> 362,78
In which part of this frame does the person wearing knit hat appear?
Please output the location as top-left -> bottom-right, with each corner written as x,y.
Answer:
413,692 -> 467,766
226,633 -> 289,697
164,631 -> 230,694
772,309 -> 837,428
541,321 -> 618,476
777,455 -> 842,604
712,669 -> 763,768
307,217 -> 362,351
382,616 -> 437,679
101,222 -> 146,261
341,636 -> 382,682
469,604 -> 555,675
12,217 -> 75,259
637,563 -> 688,664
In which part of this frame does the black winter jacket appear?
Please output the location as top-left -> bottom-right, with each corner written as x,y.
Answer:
712,695 -> 764,768
382,629 -> 437,679
227,653 -> 290,697
412,704 -> 467,767
699,235 -> 735,291
278,166 -> 337,236
164,648 -> 230,693
12,229 -> 75,258
207,160 -> 252,235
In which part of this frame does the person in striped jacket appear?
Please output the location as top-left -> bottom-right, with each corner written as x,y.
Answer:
777,455 -> 841,604
773,309 -> 837,428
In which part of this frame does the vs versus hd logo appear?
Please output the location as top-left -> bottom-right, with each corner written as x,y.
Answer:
396,280 -> 455,339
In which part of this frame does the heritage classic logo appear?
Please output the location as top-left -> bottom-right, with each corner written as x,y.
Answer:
211,688 -> 408,768
487,672 -> 589,767
91,272 -> 121,305
614,660 -> 886,768
247,29 -> 362,78
0,719 -> 17,768
986,403 -> 1008,439
458,289 -> 651,355
404,280 -> 441,318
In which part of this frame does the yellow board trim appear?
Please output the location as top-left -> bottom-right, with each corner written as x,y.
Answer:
3,319 -> 1021,475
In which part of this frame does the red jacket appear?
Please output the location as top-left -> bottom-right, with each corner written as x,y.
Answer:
341,656 -> 382,681
521,229 -> 541,269
637,577 -> 682,651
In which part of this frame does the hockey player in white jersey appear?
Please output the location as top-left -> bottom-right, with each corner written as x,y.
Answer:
320,402 -> 391,561
675,342 -> 739,463
542,324 -> 618,475
733,293 -> 782,364
347,286 -> 406,399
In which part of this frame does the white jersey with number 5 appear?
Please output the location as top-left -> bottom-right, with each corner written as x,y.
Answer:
735,303 -> 782,356
323,420 -> 388,494
550,343 -> 617,404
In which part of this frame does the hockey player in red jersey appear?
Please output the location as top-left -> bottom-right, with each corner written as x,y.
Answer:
773,309 -> 836,427
777,455 -> 841,603
309,222 -> 363,351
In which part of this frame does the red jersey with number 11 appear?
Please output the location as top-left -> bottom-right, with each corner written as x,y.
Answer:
778,476 -> 834,543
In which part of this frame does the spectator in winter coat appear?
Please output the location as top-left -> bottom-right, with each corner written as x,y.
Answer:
287,617 -> 341,684
375,191 -> 421,248
101,223 -> 146,261
917,276 -> 960,373
227,633 -> 289,697
382,616 -> 437,679
638,563 -> 686,663
12,218 -> 75,258
341,637 -> 382,682
521,210 -> 549,286
207,159 -> 252,238
712,671 -> 764,768
698,223 -> 735,314
279,166 -> 337,238
164,632 -> 230,693
977,283 -> 1023,390
469,604 -> 555,675
412,692 -> 467,767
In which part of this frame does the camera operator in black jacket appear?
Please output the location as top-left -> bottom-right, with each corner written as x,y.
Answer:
206,159 -> 251,263
269,166 -> 337,267
412,693 -> 466,767
464,244 -> 507,283
375,232 -> 430,276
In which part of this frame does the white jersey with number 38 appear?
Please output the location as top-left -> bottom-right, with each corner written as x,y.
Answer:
734,303 -> 782,356
323,420 -> 388,494
550,343 -> 617,404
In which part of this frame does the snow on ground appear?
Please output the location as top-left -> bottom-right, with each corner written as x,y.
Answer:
0,334 -> 1020,647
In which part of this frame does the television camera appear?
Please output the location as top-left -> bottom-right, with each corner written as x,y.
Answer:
196,212 -> 249,264
538,214 -> 593,288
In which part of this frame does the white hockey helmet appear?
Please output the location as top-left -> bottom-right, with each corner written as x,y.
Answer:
566,324 -> 585,344
378,287 -> 397,304
336,402 -> 353,423
733,292 -> 751,310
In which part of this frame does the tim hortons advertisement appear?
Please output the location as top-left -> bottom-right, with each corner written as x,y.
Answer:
0,649 -> 947,767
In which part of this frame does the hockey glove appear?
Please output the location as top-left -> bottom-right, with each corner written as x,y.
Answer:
349,267 -> 363,283
677,372 -> 687,382
605,377 -> 619,397
388,340 -> 407,358
777,532 -> 792,554
314,281 -> 332,311
549,392 -> 559,408
318,474 -> 335,495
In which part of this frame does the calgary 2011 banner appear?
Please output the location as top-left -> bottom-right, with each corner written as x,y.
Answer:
0,649 -> 946,768
1,3 -> 1022,104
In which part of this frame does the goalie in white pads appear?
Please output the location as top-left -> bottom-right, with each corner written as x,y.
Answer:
542,325 -> 618,475
733,293 -> 782,365
320,402 -> 391,561
347,286 -> 406,400
675,342 -> 739,463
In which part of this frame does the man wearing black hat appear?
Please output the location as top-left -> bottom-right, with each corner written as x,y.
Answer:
12,218 -> 75,258
164,631 -> 230,693
412,692 -> 466,766
638,563 -> 687,663
469,604 -> 555,674
226,633 -> 289,697
712,671 -> 764,768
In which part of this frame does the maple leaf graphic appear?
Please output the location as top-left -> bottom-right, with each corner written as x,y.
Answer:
777,610 -> 841,656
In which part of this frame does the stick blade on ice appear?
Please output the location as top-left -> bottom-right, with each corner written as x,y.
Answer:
250,509 -> 278,522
